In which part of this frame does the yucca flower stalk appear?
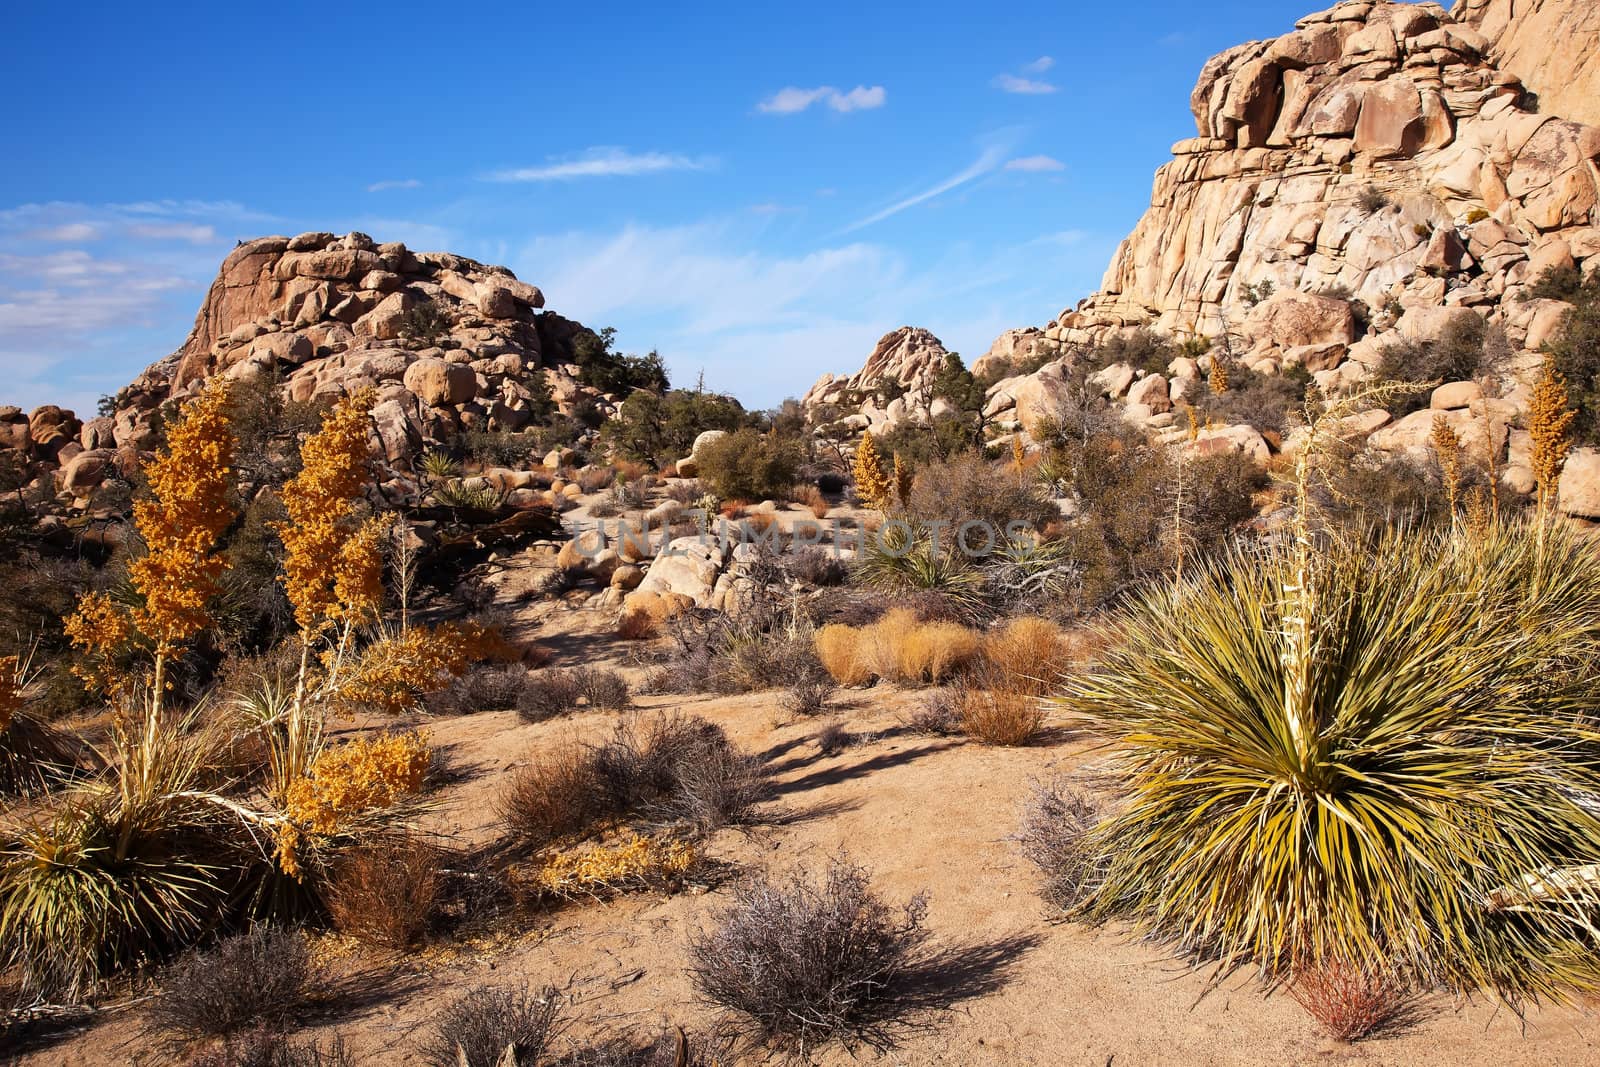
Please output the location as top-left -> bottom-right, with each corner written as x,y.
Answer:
1059,518 -> 1600,1004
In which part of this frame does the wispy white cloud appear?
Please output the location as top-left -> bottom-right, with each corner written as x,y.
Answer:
1023,56 -> 1055,73
21,222 -> 100,242
993,73 -> 1057,95
125,222 -> 221,245
1005,155 -> 1065,173
367,178 -> 422,192
758,85 -> 887,115
839,143 -> 1012,234
486,148 -> 715,182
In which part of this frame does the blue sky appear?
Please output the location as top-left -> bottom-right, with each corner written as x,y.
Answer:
1,0 -> 1320,415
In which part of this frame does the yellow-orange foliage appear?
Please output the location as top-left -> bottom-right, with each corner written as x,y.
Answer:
1530,360 -> 1577,510
853,432 -> 891,511
62,590 -> 135,695
815,625 -> 870,686
276,390 -> 380,636
892,453 -> 913,508
534,833 -> 700,898
0,655 -> 19,733
285,730 -> 430,836
817,609 -> 983,686
958,687 -> 1045,746
129,382 -> 238,658
335,622 -> 483,714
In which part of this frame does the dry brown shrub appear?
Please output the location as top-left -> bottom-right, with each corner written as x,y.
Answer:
799,486 -> 830,519
815,625 -> 870,686
984,617 -> 1067,696
863,610 -> 981,684
324,836 -> 441,949
959,685 -> 1045,746
499,736 -> 602,848
1289,961 -> 1415,1042
743,512 -> 777,536
613,459 -> 650,482
720,500 -> 750,519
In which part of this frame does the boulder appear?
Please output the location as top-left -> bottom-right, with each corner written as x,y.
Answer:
1558,448 -> 1600,519
402,357 -> 476,406
1244,291 -> 1357,350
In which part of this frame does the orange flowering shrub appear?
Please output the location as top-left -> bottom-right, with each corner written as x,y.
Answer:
62,590 -> 135,695
275,390 -> 383,636
533,832 -> 700,899
129,382 -> 237,659
284,730 -> 431,836
334,622 -> 491,714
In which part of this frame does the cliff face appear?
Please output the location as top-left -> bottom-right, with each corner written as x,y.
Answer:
1036,0 -> 1599,349
1453,0 -> 1600,128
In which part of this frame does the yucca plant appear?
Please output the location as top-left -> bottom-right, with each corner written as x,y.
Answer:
435,479 -> 506,511
0,647 -> 85,796
1059,519 -> 1600,1004
0,693 -> 263,999
418,449 -> 461,484
856,523 -> 986,616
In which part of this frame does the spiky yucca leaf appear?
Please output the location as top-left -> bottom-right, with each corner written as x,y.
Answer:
1060,520 -> 1600,1004
856,524 -> 986,615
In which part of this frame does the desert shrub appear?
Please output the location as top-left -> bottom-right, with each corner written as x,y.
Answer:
615,610 -> 659,641
594,713 -> 765,832
1525,263 -> 1584,303
575,466 -> 615,494
1062,521 -> 1600,1001
1356,186 -> 1390,214
815,722 -> 852,756
696,429 -> 804,502
873,412 -> 983,465
533,832 -> 700,899
0,656 -> 83,794
1201,362 -> 1312,434
1289,961 -> 1414,1042
1314,451 -> 1453,529
904,454 -> 1059,543
185,1029 -> 357,1067
419,984 -> 560,1067
815,610 -> 982,687
1375,316 -> 1497,415
400,302 -> 451,345
500,737 -> 604,849
900,690 -> 964,736
464,429 -> 542,469
784,546 -> 847,586
324,836 -> 441,949
688,854 -> 929,1054
642,610 -> 823,696
146,927 -> 318,1043
783,673 -> 836,717
1014,778 -> 1101,910
664,479 -> 703,504
796,485 -> 831,519
983,617 -> 1066,697
515,668 -> 629,722
1541,269 -> 1600,445
501,714 -> 763,848
601,387 -> 750,466
425,664 -> 528,716
956,683 -> 1045,746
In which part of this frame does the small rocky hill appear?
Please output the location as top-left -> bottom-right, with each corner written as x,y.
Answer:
1,231 -> 623,517
1453,0 -> 1600,128
801,326 -> 957,433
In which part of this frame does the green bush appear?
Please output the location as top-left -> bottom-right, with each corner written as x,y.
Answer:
1060,521 -> 1600,1002
1376,316 -> 1500,416
1539,269 -> 1600,445
695,429 -> 802,502
601,388 -> 752,465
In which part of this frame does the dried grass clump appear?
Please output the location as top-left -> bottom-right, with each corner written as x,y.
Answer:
814,625 -> 870,687
418,984 -> 560,1067
818,610 -> 983,687
798,486 -> 831,520
1014,777 -> 1101,909
687,853 -> 929,1055
785,546 -> 847,587
145,927 -> 320,1044
958,685 -> 1045,746
983,617 -> 1067,697
1289,961 -> 1415,1042
324,836 -> 442,949
782,673 -> 836,717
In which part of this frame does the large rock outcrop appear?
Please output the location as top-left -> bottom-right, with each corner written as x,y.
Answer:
1037,0 -> 1600,347
1454,0 -> 1600,128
